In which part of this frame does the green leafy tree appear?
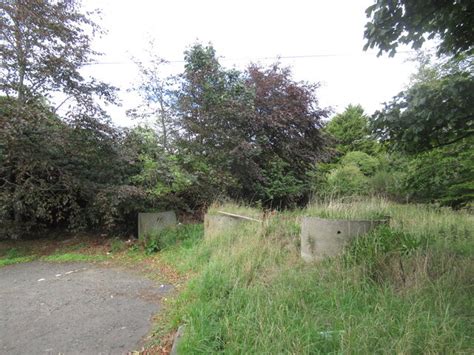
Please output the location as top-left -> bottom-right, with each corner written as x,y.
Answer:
402,138 -> 473,208
127,44 -> 178,152
0,0 -> 116,117
123,126 -> 195,208
0,97 -> 139,237
364,0 -> 474,57
0,1 -> 139,238
325,104 -> 379,155
371,55 -> 473,153
174,43 -> 251,203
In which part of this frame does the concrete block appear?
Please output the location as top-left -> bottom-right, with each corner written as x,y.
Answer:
301,217 -> 388,261
138,211 -> 177,241
204,214 -> 244,238
204,212 -> 262,238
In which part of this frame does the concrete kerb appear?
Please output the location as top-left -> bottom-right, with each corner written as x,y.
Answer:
170,325 -> 186,355
301,217 -> 389,262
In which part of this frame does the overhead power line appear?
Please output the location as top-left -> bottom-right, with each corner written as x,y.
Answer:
84,50 -> 418,66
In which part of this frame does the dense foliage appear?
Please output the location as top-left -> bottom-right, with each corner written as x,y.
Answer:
0,33 -> 331,237
324,104 -> 378,155
0,0 -> 137,238
372,56 -> 473,153
0,97 -> 148,238
316,67 -> 473,208
0,0 -> 116,115
1,0 -> 472,239
171,44 -> 330,207
364,0 -> 474,57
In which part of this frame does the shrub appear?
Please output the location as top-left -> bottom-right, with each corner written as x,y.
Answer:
325,164 -> 369,197
369,169 -> 406,198
341,151 -> 379,176
91,185 -> 149,235
255,157 -> 307,207
402,139 -> 473,208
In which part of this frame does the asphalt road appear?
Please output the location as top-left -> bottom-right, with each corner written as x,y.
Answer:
0,261 -> 171,355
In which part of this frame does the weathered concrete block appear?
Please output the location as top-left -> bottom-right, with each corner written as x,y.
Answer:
301,217 -> 388,261
204,212 -> 262,238
138,211 -> 177,241
204,214 -> 244,238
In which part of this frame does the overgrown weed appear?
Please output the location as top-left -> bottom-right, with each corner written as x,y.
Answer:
159,198 -> 473,353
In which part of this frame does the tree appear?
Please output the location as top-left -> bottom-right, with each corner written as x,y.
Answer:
325,164 -> 369,197
122,125 -> 195,209
325,104 -> 379,155
364,0 -> 474,57
0,96 -> 141,238
0,1 -> 139,238
371,55 -> 473,153
340,151 -> 379,176
0,0 -> 116,117
402,137 -> 473,208
242,63 -> 330,205
127,44 -> 177,152
174,43 -> 254,203
174,43 -> 330,206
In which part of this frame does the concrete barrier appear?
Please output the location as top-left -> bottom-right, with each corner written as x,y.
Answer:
204,212 -> 261,238
204,214 -> 244,237
138,211 -> 177,242
301,217 -> 388,261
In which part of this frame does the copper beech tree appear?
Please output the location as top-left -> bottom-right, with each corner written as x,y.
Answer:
174,44 -> 330,206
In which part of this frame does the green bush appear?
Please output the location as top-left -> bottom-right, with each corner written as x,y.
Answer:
341,151 -> 380,176
369,169 -> 406,198
325,164 -> 369,197
402,139 -> 473,208
255,157 -> 306,206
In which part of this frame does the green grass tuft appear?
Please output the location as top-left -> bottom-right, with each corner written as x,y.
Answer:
145,224 -> 204,255
0,256 -> 35,267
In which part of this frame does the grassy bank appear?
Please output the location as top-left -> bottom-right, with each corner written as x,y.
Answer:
157,199 -> 473,353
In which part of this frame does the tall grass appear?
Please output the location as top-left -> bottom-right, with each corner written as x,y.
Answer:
158,198 -> 473,353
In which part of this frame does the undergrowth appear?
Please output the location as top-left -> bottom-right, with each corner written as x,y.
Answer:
145,224 -> 204,254
155,198 -> 473,354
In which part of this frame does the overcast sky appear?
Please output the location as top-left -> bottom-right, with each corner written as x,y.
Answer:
82,0 -> 420,127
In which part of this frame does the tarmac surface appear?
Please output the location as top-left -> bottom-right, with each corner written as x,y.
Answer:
0,261 -> 171,355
